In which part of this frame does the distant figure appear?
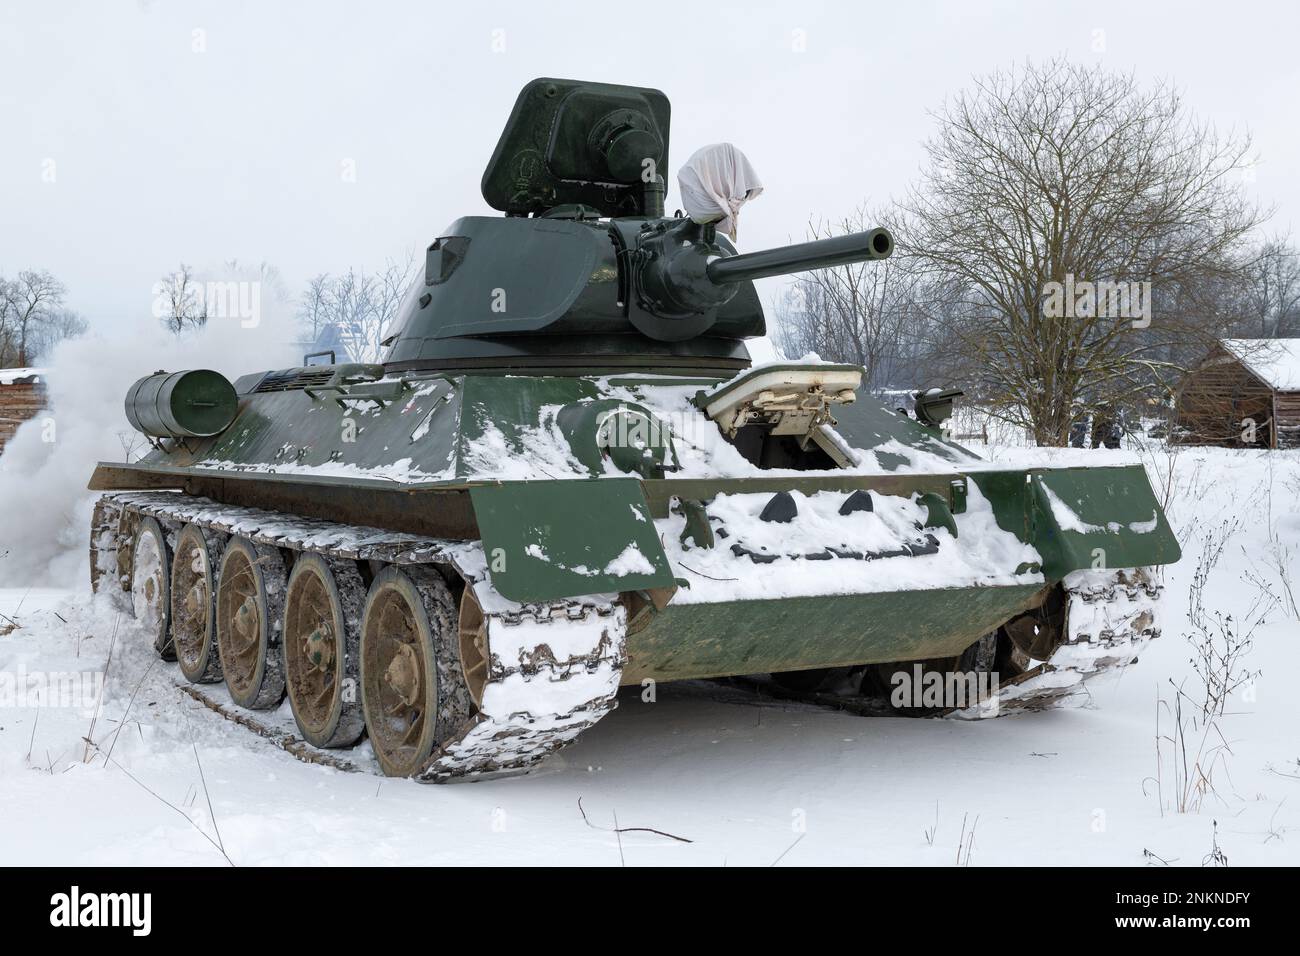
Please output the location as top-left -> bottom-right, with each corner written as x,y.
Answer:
1069,419 -> 1087,448
1090,410 -> 1122,449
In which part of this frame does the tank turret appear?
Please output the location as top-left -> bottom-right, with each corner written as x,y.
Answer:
382,78 -> 894,370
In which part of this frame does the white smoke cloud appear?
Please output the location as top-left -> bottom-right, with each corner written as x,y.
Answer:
0,267 -> 300,588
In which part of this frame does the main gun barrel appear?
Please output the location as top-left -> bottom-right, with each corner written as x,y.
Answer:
706,228 -> 894,285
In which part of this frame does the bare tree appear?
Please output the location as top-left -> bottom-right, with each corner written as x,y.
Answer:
155,263 -> 208,336
325,268 -> 377,359
774,206 -> 920,390
297,253 -> 420,363
26,306 -> 88,362
366,254 -> 420,361
1240,237 -> 1300,338
0,270 -> 68,366
901,58 -> 1264,445
297,272 -> 333,344
0,278 -> 12,364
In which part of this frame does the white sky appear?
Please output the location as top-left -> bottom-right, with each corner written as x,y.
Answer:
3,0 -> 1297,329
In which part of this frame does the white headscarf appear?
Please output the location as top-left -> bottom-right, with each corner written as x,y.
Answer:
676,143 -> 764,241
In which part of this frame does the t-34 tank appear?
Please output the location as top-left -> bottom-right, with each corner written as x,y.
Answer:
88,78 -> 1180,780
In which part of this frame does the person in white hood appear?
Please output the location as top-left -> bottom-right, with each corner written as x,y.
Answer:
676,143 -> 763,241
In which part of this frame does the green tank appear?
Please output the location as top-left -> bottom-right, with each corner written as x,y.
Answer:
88,78 -> 1180,781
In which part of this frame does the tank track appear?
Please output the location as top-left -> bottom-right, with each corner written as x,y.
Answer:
968,567 -> 1161,716
91,491 -> 626,782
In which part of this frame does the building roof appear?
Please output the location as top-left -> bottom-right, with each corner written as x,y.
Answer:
0,367 -> 46,386
1221,339 -> 1300,391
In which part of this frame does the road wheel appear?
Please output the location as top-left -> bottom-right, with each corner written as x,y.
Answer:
131,516 -> 174,660
172,522 -> 223,683
283,553 -> 365,747
216,537 -> 287,709
360,566 -> 473,777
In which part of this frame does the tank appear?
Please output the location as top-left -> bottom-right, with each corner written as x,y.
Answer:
87,78 -> 1180,781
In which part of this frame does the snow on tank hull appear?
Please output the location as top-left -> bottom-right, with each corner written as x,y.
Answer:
91,362 -> 1180,693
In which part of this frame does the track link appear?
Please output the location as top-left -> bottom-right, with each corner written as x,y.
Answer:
968,568 -> 1161,716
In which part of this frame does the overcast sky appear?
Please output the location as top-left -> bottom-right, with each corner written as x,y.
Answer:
3,0 -> 1297,331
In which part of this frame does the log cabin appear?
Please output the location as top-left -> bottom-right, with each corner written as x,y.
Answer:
0,368 -> 47,456
1173,339 -> 1300,449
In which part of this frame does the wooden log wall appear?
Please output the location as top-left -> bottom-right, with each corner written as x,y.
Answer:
0,380 -> 47,456
1276,391 -> 1300,449
1173,344 -> 1298,449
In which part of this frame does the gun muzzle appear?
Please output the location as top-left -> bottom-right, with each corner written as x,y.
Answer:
706,228 -> 894,285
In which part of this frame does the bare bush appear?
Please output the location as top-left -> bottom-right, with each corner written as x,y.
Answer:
1185,519 -> 1265,719
1150,679 -> 1234,815
1202,821 -> 1229,867
1148,519 -> 1271,816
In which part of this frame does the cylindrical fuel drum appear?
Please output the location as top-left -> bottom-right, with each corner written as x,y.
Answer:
125,369 -> 238,439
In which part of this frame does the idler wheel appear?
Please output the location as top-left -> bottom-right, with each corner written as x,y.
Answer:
456,586 -> 490,708
1000,586 -> 1068,667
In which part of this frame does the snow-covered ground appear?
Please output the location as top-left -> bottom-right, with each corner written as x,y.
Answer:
1,443 -> 1297,866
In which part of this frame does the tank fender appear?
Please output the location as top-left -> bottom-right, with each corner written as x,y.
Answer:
469,478 -> 676,603
1024,465 -> 1181,578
